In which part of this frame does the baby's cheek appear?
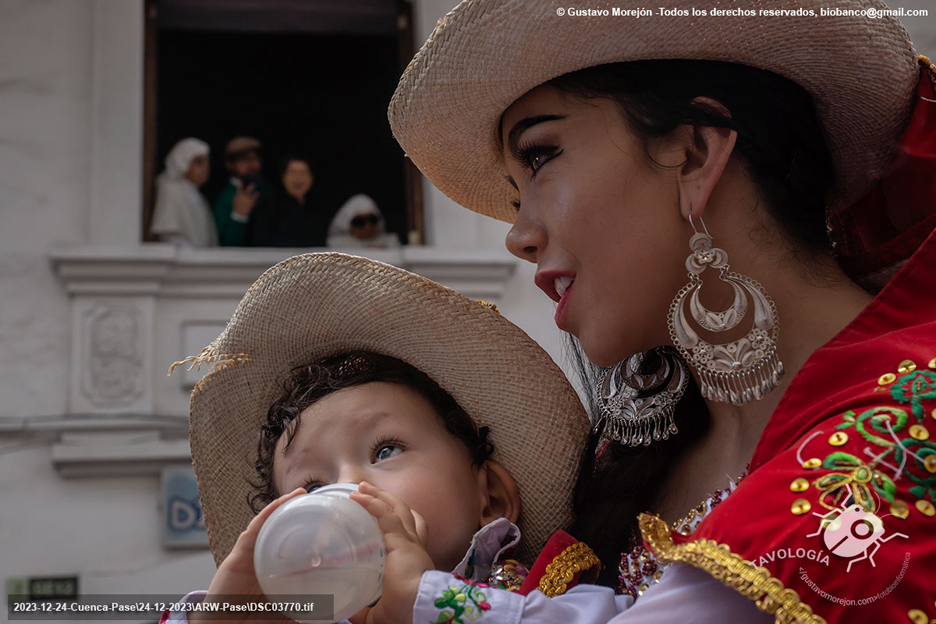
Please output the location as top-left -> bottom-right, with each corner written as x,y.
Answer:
426,509 -> 482,571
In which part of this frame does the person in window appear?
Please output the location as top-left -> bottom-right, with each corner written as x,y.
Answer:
247,155 -> 328,247
213,136 -> 272,246
327,194 -> 401,249
150,138 -> 217,248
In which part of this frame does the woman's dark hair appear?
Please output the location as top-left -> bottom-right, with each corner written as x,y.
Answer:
249,351 -> 493,513
550,60 -> 836,588
545,59 -> 836,256
567,337 -> 709,588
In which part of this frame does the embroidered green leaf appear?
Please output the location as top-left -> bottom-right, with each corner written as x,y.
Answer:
852,484 -> 876,512
872,473 -> 897,504
441,589 -> 455,601
815,473 -> 849,489
431,610 -> 455,624
857,407 -> 908,446
910,485 -> 928,499
435,598 -> 451,609
835,421 -> 854,430
822,452 -> 862,470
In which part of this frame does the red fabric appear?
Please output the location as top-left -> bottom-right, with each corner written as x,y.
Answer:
651,225 -> 936,622
830,60 -> 936,282
518,530 -> 599,596
158,609 -> 171,624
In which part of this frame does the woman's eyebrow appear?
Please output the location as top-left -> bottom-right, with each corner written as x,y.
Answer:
506,114 -> 566,159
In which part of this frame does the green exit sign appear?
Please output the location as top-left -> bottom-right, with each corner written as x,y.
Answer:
6,576 -> 78,600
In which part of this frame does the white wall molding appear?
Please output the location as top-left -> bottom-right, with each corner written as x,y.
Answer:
51,430 -> 192,478
49,244 -> 517,299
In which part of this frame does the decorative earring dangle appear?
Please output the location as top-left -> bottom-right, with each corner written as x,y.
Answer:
667,215 -> 784,406
593,346 -> 689,447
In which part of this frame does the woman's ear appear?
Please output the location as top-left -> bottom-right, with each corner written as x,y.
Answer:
476,460 -> 521,526
675,97 -> 737,222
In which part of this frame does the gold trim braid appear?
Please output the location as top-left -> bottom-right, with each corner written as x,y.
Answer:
920,54 -> 935,73
639,514 -> 827,624
537,542 -> 601,598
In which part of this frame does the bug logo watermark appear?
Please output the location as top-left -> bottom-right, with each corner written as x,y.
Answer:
806,501 -> 907,572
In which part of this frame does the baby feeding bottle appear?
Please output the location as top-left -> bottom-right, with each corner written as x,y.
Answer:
254,483 -> 385,623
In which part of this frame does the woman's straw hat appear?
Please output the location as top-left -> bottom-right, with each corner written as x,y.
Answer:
389,0 -> 919,223
182,253 -> 590,565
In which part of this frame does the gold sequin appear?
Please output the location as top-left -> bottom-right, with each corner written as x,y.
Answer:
891,500 -> 910,519
898,360 -> 917,374
829,432 -> 849,446
925,455 -> 936,474
929,357 -> 936,369
803,458 -> 822,469
637,583 -> 648,595
790,478 -> 809,492
791,499 -> 811,515
879,372 -> 897,385
910,425 -> 930,441
908,608 -> 928,624
931,408 -> 936,421
915,500 -> 935,517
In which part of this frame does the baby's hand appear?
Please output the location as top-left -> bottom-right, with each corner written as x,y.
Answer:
189,487 -> 306,624
350,482 -> 434,624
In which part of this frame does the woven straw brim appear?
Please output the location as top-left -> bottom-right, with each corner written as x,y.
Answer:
188,253 -> 590,566
389,0 -> 918,223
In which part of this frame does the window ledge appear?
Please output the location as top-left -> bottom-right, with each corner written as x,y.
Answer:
49,243 -> 518,300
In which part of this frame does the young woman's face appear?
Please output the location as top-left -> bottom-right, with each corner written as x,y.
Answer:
501,84 -> 689,367
282,160 -> 314,200
272,382 -> 488,572
186,154 -> 210,187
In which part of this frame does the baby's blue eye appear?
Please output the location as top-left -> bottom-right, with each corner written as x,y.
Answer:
375,444 -> 403,462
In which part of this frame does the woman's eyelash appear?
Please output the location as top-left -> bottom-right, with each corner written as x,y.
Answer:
513,142 -> 562,177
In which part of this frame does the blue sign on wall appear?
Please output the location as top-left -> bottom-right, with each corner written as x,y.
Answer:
161,467 -> 208,549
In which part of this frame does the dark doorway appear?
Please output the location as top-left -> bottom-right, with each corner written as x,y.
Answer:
144,0 -> 417,246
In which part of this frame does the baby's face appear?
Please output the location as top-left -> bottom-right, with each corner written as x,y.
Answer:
272,382 -> 486,571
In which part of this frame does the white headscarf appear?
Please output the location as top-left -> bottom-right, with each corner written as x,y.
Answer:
151,138 -> 218,248
326,194 -> 400,249
165,138 -> 210,180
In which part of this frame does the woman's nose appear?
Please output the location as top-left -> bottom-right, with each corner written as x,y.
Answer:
505,211 -> 546,264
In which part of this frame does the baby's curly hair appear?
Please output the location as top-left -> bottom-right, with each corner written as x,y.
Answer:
249,351 -> 493,512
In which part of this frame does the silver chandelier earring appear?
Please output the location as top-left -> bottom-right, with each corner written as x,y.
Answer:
594,346 -> 689,447
668,215 -> 784,406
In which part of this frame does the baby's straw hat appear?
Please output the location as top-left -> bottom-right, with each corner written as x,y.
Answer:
182,253 -> 590,566
389,0 -> 919,222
